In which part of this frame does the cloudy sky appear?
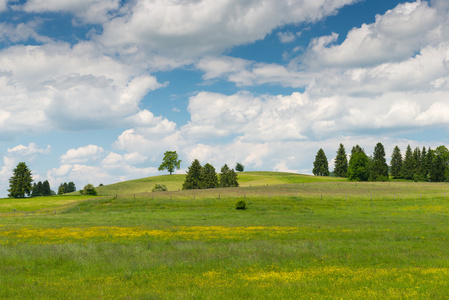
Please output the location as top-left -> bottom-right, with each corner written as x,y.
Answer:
0,0 -> 448,195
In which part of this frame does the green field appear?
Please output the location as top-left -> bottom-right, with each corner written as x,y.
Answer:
1,172 -> 449,299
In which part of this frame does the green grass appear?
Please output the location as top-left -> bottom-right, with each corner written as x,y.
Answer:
1,173 -> 449,298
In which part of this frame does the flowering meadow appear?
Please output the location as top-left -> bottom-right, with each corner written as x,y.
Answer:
1,174 -> 449,298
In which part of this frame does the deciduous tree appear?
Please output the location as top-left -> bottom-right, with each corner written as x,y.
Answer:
158,151 -> 182,175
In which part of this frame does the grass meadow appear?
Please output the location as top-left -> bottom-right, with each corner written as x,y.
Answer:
1,172 -> 449,299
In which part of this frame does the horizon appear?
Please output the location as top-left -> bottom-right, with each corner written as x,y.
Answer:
1,0 -> 449,197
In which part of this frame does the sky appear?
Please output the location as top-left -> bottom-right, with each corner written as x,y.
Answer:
1,0 -> 449,196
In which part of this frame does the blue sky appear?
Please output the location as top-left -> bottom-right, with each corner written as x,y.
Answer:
1,0 -> 448,196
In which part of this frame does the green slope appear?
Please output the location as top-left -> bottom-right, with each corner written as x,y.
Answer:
95,171 -> 346,196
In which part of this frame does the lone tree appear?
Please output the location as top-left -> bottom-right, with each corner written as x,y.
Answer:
235,163 -> 244,172
8,162 -> 33,198
158,151 -> 182,175
313,148 -> 330,176
334,144 -> 348,177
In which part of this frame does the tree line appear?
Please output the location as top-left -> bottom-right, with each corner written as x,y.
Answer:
7,162 -> 78,198
182,159 -> 239,190
313,143 -> 449,182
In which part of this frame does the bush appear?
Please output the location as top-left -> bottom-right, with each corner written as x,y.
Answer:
235,200 -> 247,210
80,184 -> 97,196
152,184 -> 168,192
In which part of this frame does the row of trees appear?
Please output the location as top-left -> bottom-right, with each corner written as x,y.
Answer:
7,162 -> 79,198
314,143 -> 449,182
182,159 -> 239,190
58,182 -> 77,195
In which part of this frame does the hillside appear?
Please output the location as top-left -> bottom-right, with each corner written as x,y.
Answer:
95,171 -> 347,196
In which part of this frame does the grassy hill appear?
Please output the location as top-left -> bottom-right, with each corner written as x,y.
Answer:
95,171 -> 346,196
2,173 -> 449,298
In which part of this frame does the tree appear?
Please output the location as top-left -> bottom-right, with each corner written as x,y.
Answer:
402,145 -> 415,180
390,146 -> 403,179
201,163 -> 219,189
235,163 -> 244,172
370,142 -> 389,181
58,184 -> 65,195
80,184 -> 97,196
42,180 -> 51,196
313,148 -> 330,176
158,151 -> 182,175
220,164 -> 239,187
348,151 -> 369,181
182,159 -> 203,190
334,144 -> 348,177
8,162 -> 33,198
67,182 -> 76,193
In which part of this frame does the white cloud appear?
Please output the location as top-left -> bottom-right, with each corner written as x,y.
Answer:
0,42 -> 164,136
0,22 -> 52,43
7,143 -> 51,161
98,0 -> 357,59
0,0 -> 7,12
302,1 -> 441,68
277,32 -> 297,43
60,145 -> 104,164
197,56 -> 310,87
20,0 -> 121,23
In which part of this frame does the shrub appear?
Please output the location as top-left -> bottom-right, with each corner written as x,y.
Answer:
152,184 -> 168,192
235,200 -> 247,210
80,184 -> 97,196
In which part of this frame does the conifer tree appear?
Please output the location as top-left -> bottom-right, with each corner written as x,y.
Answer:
334,144 -> 348,177
402,145 -> 415,180
370,142 -> 389,181
313,148 -> 330,176
182,159 -> 203,190
390,146 -> 403,179
201,163 -> 218,189
8,162 -> 33,198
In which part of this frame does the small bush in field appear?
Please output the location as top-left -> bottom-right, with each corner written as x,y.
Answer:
152,184 -> 168,192
235,200 -> 247,210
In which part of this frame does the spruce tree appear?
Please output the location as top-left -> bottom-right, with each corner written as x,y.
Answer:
370,142 -> 389,181
402,145 -> 415,180
313,148 -> 330,176
201,163 -> 218,189
220,164 -> 231,187
334,144 -> 348,177
8,162 -> 33,198
182,159 -> 203,190
390,146 -> 403,179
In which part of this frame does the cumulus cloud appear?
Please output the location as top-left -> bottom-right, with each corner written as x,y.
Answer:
0,41 -> 164,137
0,22 -> 52,43
7,143 -> 51,160
60,145 -> 104,164
98,0 -> 357,59
20,0 -> 121,23
301,1 -> 441,68
197,56 -> 309,87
